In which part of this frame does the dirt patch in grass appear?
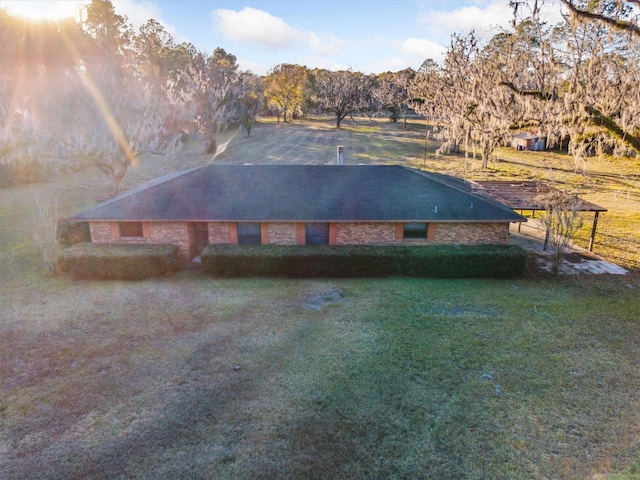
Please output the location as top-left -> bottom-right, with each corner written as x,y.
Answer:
300,283 -> 345,311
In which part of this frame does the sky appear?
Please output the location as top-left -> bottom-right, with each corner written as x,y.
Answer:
1,0 -> 567,75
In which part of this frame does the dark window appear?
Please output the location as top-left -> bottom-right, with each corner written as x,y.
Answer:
306,223 -> 329,245
237,222 -> 261,244
403,222 -> 428,239
119,222 -> 143,237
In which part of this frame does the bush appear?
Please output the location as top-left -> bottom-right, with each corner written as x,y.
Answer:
399,245 -> 528,278
205,137 -> 217,154
59,243 -> 179,280
201,244 -> 528,278
57,218 -> 91,248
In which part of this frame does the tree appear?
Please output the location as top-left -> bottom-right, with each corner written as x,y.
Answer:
183,49 -> 243,150
560,6 -> 640,162
82,0 -> 134,68
133,19 -> 177,88
234,72 -> 262,136
32,193 -> 60,275
0,12 -> 87,178
501,0 -> 640,165
410,32 -> 517,168
315,69 -> 374,128
373,69 -> 414,126
45,65 -> 185,196
536,189 -> 584,275
263,63 -> 308,123
559,0 -> 640,38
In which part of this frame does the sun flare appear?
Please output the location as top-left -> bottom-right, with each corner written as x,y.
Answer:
1,0 -> 87,21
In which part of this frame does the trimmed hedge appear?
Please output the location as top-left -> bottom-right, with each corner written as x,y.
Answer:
59,243 -> 179,280
201,244 -> 528,278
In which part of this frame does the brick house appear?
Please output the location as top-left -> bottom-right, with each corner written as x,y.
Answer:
74,165 -> 526,263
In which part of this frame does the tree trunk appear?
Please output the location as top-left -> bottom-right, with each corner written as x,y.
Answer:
110,173 -> 120,197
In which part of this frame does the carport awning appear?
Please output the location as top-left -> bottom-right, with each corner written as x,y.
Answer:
473,181 -> 607,252
473,181 -> 607,212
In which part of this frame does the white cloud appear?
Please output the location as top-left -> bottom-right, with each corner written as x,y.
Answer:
393,38 -> 447,69
418,0 -> 565,43
396,37 -> 445,58
213,7 -> 299,51
418,1 -> 513,42
306,31 -> 344,56
213,7 -> 345,56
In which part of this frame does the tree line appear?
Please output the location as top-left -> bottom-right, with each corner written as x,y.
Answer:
1,0 -> 638,195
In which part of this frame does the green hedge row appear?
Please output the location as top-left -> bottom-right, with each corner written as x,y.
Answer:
201,244 -> 528,278
59,243 -> 179,280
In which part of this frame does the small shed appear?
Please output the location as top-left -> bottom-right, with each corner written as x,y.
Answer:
474,181 -> 607,252
511,133 -> 547,151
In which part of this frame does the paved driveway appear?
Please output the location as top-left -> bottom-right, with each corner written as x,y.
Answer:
508,222 -> 628,275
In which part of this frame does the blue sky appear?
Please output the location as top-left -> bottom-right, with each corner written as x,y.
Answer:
2,0 -> 566,74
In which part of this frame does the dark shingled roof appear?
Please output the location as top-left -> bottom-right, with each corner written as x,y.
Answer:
74,165 -> 526,223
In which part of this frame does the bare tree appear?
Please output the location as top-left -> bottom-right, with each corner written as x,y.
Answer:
315,69 -> 374,128
234,72 -> 262,136
502,0 -> 640,165
410,32 -> 517,168
560,0 -> 640,38
48,67 -> 185,197
536,190 -> 584,275
32,193 -> 60,275
0,13 -> 86,177
184,62 -> 238,150
373,69 -> 414,126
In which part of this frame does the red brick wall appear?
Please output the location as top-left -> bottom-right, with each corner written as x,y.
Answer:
336,222 -> 509,245
209,222 -> 231,244
435,223 -> 509,244
336,223 -> 396,244
268,223 -> 298,245
89,221 -> 193,263
89,221 -> 511,262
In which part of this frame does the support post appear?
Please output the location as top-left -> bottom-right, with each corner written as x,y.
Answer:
588,211 -> 600,252
543,222 -> 550,251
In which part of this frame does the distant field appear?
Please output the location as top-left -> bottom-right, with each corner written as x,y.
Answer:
1,115 -> 639,479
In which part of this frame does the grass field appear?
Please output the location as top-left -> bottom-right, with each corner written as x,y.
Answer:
1,116 -> 639,479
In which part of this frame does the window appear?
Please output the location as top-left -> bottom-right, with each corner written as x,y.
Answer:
119,222 -> 143,237
403,222 -> 428,239
237,222 -> 261,244
306,223 -> 329,245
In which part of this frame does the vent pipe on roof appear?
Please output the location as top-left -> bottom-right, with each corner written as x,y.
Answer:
337,145 -> 344,165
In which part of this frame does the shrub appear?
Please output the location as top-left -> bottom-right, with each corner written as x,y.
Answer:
201,244 -> 527,278
399,245 -> 528,278
205,137 -> 217,154
59,243 -> 179,280
57,218 -> 91,248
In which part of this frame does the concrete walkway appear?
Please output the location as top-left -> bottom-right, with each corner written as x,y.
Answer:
508,221 -> 628,275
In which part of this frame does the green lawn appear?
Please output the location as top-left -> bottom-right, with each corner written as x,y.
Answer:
1,116 -> 639,479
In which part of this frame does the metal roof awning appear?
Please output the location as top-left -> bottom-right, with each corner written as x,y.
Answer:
473,181 -> 608,252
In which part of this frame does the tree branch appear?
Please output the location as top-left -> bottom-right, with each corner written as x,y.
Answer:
560,0 -> 640,38
584,104 -> 640,153
499,81 -> 554,101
